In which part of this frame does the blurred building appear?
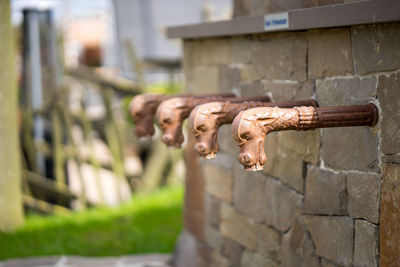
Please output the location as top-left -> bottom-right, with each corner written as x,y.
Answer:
113,0 -> 232,80
13,0 -> 233,81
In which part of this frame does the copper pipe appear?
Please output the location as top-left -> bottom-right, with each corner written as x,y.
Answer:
189,99 -> 318,159
156,95 -> 271,148
231,103 -> 378,171
129,93 -> 234,137
316,104 -> 378,128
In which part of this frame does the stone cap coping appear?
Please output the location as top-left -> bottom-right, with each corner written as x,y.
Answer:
167,0 -> 400,39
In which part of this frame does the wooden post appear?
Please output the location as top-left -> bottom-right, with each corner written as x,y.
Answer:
103,88 -> 126,203
123,39 -> 145,89
60,104 -> 87,209
140,139 -> 170,193
51,107 -> 65,185
0,0 -> 24,231
22,9 -> 46,175
81,110 -> 105,204
21,108 -> 37,172
165,149 -> 183,186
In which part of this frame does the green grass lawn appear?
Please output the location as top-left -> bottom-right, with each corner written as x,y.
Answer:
0,185 -> 183,260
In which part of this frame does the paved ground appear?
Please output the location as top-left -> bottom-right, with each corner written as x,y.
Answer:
0,254 -> 171,267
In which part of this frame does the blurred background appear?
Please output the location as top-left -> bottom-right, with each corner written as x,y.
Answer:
0,0 -> 232,260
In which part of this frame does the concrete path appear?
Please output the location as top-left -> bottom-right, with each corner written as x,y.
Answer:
0,254 -> 171,267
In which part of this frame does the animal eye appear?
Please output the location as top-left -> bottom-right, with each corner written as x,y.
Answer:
163,118 -> 172,124
197,125 -> 207,132
240,132 -> 251,140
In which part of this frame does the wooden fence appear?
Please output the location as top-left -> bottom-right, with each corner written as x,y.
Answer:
20,67 -> 141,213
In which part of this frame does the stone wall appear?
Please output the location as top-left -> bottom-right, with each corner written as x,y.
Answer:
233,0 -> 363,17
179,22 -> 400,267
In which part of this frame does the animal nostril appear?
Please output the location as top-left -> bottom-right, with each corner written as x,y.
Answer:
162,134 -> 173,144
238,153 -> 252,164
195,143 -> 207,153
134,126 -> 146,137
134,123 -> 154,137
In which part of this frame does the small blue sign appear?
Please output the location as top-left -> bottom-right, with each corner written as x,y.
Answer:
264,13 -> 289,31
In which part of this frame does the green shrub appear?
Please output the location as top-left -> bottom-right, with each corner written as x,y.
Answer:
0,185 -> 183,260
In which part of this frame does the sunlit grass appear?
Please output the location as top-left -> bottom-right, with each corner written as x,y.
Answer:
0,185 -> 183,260
146,81 -> 184,95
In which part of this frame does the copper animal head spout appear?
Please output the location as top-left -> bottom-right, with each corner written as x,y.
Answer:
232,106 -> 316,171
130,94 -> 169,137
189,99 -> 317,159
156,94 -> 236,148
189,102 -> 228,159
156,97 -> 189,148
232,104 -> 378,171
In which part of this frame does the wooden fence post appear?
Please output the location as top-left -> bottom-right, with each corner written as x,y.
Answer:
0,0 -> 24,231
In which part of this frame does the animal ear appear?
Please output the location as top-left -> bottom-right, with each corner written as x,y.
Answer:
256,108 -> 274,119
258,117 -> 278,127
155,105 -> 164,121
147,99 -> 159,105
208,104 -> 225,115
250,108 -> 277,126
176,102 -> 188,109
210,110 -> 226,115
188,112 -> 196,130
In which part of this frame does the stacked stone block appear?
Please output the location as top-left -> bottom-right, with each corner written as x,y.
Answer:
181,22 -> 400,266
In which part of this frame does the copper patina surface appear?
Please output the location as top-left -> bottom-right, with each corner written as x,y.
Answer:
189,99 -> 317,159
232,104 -> 378,171
156,95 -> 270,148
130,93 -> 234,137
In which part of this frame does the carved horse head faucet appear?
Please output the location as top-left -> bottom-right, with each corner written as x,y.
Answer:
156,95 -> 270,148
189,101 -> 236,159
156,97 -> 189,147
130,93 -> 234,138
232,104 -> 378,171
130,94 -> 169,137
155,94 -> 238,147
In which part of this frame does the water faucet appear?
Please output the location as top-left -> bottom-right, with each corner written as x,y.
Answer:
232,104 -> 378,171
130,94 -> 171,137
156,95 -> 270,148
189,99 -> 318,159
130,93 -> 234,137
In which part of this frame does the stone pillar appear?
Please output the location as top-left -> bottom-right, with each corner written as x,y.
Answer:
177,19 -> 400,267
183,134 -> 205,241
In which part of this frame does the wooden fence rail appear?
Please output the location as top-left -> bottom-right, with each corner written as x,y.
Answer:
21,68 -> 142,212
